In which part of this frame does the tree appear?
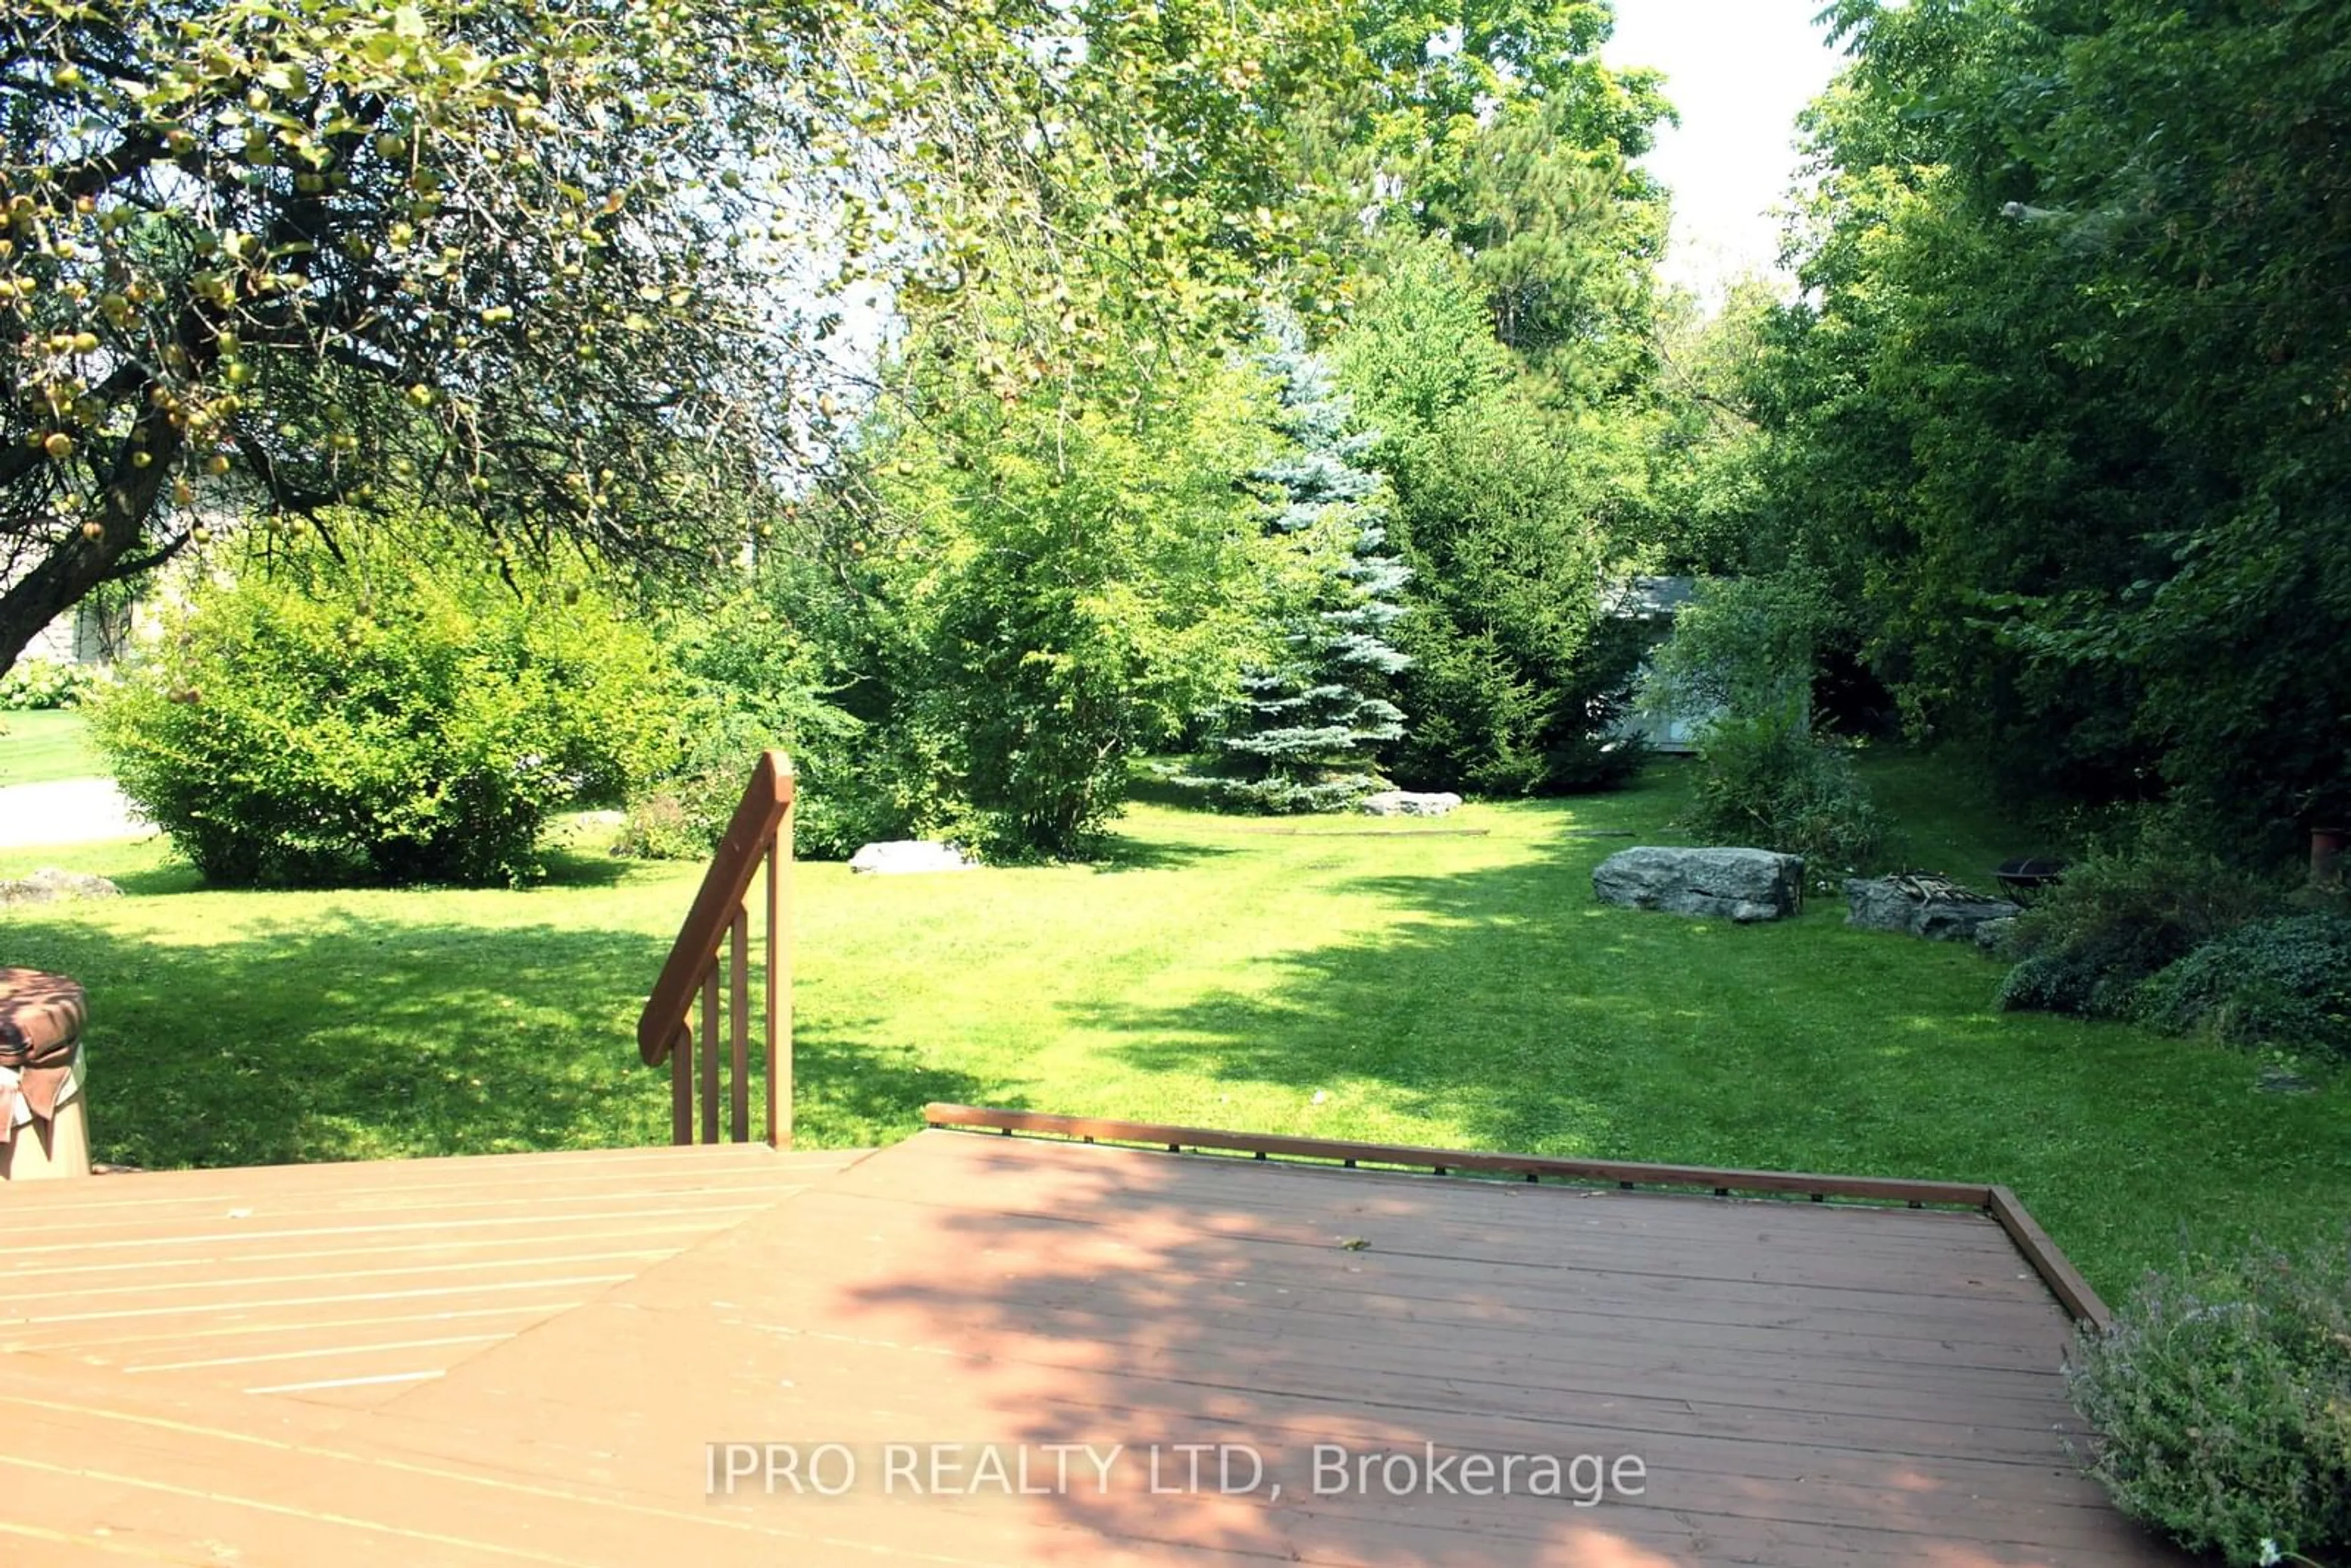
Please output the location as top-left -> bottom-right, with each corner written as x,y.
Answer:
1201,321 -> 1410,812
0,0 -> 1346,673
1641,278 -> 1775,578
1338,241 -> 1648,794
1283,0 -> 1673,378
1749,0 -> 2351,847
844,325 -> 1293,859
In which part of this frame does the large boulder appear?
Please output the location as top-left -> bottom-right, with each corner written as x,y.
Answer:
1360,790 -> 1463,818
0,869 -> 122,907
1591,847 -> 1804,923
1845,876 -> 2020,942
848,841 -> 977,876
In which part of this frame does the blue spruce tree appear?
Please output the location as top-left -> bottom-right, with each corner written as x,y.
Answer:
1205,325 -> 1412,812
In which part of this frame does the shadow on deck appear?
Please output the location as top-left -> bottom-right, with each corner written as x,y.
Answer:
0,1120 -> 2186,1566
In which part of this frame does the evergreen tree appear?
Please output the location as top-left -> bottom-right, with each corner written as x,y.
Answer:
1204,327 -> 1411,812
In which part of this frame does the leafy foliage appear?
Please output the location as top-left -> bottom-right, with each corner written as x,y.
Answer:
1338,242 -> 1648,795
1642,280 -> 1775,577
848,338 -> 1290,860
1641,575 -> 1886,887
1299,0 -> 1671,378
0,655 -> 94,710
1637,574 -> 1824,735
623,556 -> 912,864
1678,715 -> 1887,890
2068,1235 -> 2351,1567
1997,820 -> 2279,1019
1199,323 -> 1409,813
1,0 -> 1348,675
89,526 -> 673,885
2132,913 -> 2351,1063
1751,0 -> 2351,850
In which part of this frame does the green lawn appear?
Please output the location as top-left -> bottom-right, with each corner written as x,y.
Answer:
0,710 -> 104,786
2,761 -> 2342,1299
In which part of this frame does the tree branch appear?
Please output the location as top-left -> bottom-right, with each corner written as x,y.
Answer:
50,130 -> 170,201
232,430 -> 351,515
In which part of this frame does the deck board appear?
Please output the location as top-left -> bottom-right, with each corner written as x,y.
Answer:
366,1130 -> 2180,1566
2,1143 -> 865,1398
0,1131 -> 2184,1564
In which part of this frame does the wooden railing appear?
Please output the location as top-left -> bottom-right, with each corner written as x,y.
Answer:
922,1104 -> 2113,1329
639,751 -> 793,1148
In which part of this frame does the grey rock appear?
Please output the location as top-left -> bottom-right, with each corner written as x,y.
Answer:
848,840 -> 977,876
1360,790 -> 1464,818
1845,876 -> 2021,942
0,868 -> 124,906
1591,847 -> 1804,923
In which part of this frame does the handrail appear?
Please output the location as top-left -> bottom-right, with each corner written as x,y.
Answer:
639,750 -> 794,1148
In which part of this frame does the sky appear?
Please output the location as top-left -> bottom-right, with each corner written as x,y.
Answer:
1600,0 -> 1851,304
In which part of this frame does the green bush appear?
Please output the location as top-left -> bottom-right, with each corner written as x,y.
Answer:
610,792 -> 706,862
89,533 -> 676,887
0,656 -> 97,710
1680,712 -> 1889,890
2132,912 -> 2351,1060
622,564 -> 919,865
1997,822 -> 2278,1018
864,350 -> 1287,861
2067,1236 -> 2351,1566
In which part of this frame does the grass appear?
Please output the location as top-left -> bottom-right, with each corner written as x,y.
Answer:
0,709 -> 103,786
2,758 -> 2343,1298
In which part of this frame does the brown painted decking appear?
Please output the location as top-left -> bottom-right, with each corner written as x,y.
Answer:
0,1129 -> 2184,1566
0,1142 -> 865,1405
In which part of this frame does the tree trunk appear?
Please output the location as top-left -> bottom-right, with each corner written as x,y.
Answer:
0,402 -> 182,677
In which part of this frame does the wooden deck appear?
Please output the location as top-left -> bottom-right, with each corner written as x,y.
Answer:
0,1127 -> 2184,1566
0,1142 -> 864,1405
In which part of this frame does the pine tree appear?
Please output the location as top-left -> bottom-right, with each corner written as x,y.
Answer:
1204,325 -> 1412,812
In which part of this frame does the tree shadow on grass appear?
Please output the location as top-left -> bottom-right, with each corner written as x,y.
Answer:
7,911 -> 988,1170
1081,856 -> 1648,1156
1087,835 -> 1237,874
536,847 -> 638,888
1073,841 -> 2351,1294
84,858 -> 203,898
1074,845 -> 2131,1176
796,1024 -> 999,1147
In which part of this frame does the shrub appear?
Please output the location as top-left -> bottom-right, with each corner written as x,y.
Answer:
0,656 -> 96,710
2067,1236 -> 2351,1566
1546,725 -> 1650,794
609,792 -> 705,863
2132,912 -> 2351,1060
1638,573 -> 1828,730
623,697 -> 920,865
89,533 -> 675,887
624,566 -> 915,865
866,351 -> 1287,861
1680,712 -> 1889,890
1997,820 -> 2278,1018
